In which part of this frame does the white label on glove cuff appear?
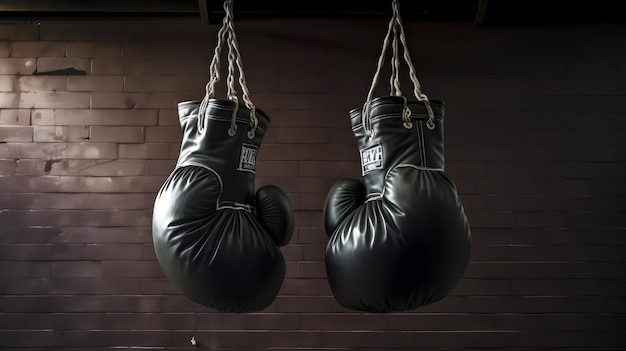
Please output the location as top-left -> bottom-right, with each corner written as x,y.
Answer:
238,143 -> 258,173
361,144 -> 383,175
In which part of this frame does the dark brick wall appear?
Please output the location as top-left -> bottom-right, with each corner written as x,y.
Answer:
1,15 -> 625,350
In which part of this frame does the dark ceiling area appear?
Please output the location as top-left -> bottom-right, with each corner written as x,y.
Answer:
0,0 -> 624,27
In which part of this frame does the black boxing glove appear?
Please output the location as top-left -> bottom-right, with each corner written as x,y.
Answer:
152,99 -> 293,313
324,96 -> 472,313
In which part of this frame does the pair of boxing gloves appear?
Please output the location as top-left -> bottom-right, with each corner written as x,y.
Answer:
152,96 -> 472,313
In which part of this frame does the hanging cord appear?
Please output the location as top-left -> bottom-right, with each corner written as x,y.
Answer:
197,0 -> 258,138
224,8 -> 258,139
363,0 -> 435,136
393,0 -> 435,130
363,6 -> 397,137
225,18 -> 240,136
391,19 -> 402,97
390,17 -> 413,131
198,2 -> 230,133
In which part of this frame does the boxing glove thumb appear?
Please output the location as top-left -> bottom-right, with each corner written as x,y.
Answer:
323,178 -> 366,236
255,185 -> 294,247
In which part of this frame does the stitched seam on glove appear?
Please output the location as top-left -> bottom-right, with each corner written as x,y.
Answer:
393,164 -> 444,172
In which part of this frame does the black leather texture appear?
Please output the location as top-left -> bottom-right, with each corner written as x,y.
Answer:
324,96 -> 472,313
152,99 -> 293,313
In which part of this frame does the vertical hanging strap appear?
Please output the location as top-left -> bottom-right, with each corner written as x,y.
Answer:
197,0 -> 259,138
363,0 -> 435,137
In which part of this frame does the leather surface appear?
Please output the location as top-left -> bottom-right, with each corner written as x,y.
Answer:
324,96 -> 472,313
152,99 -> 293,313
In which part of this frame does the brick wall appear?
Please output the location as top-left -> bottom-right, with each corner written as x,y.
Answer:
1,15 -> 625,350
